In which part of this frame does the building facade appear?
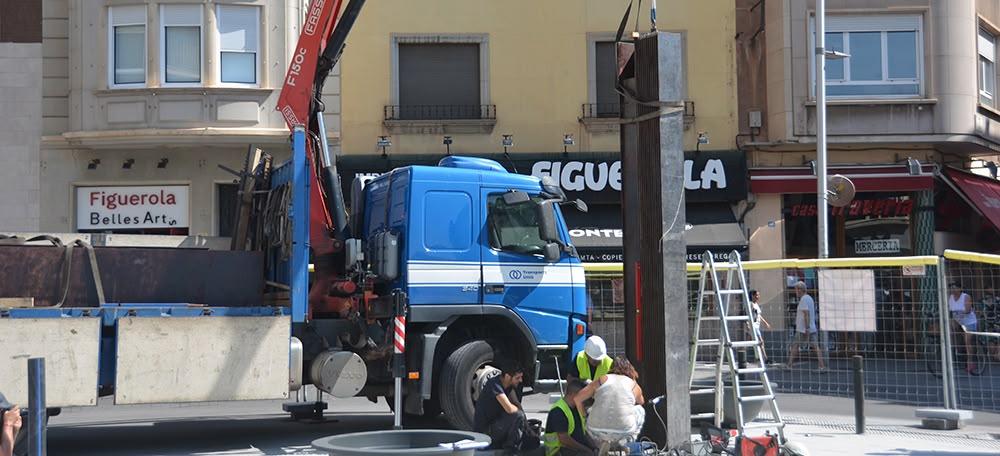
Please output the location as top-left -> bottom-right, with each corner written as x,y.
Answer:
337,0 -> 743,261
10,0 -> 333,237
0,1 -> 43,231
737,0 -> 1000,327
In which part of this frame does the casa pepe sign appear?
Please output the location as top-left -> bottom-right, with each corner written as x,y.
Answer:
77,185 -> 189,230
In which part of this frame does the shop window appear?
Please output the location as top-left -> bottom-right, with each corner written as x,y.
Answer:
391,35 -> 489,120
217,4 -> 259,85
979,27 -> 997,108
109,5 -> 146,87
783,193 -> 913,258
812,14 -> 923,98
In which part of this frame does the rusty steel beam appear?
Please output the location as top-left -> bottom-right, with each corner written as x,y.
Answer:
0,245 -> 264,307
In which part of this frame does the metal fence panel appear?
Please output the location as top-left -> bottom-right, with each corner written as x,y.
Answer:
584,254 -> 1000,413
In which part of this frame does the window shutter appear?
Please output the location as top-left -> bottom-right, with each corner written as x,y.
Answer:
595,42 -> 618,111
162,4 -> 201,26
218,5 -> 258,52
825,14 -> 921,33
398,43 -> 480,119
980,28 -> 995,59
112,5 -> 146,26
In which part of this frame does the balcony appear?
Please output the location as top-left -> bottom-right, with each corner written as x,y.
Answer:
580,101 -> 696,133
383,104 -> 497,135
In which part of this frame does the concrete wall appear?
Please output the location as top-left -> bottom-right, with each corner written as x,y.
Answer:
339,0 -> 738,156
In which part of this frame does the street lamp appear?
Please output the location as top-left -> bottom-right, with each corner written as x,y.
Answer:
815,0 -> 849,259
377,135 -> 392,158
443,135 -> 453,155
502,134 -> 513,155
562,134 -> 574,156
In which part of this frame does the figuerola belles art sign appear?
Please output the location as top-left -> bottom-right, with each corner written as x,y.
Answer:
76,185 -> 189,230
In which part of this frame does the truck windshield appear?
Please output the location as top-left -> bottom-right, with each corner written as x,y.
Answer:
487,193 -> 547,256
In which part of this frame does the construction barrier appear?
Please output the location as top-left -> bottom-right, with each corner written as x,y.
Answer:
584,250 -> 1000,413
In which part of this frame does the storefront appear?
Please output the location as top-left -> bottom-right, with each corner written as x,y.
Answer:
336,150 -> 750,262
749,164 -> 935,259
75,185 -> 191,235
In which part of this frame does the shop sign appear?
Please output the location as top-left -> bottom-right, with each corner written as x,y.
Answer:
790,198 -> 913,217
855,239 -> 900,255
530,150 -> 747,203
77,185 -> 189,230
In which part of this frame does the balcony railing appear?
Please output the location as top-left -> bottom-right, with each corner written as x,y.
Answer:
384,105 -> 497,121
581,101 -> 696,119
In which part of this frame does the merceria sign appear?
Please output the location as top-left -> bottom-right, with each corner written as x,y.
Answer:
76,185 -> 189,230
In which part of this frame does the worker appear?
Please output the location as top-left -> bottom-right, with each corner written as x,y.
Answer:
568,336 -> 612,383
574,356 -> 646,453
473,358 -> 527,451
544,379 -> 598,456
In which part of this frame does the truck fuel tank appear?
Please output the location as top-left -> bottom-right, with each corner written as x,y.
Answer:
310,350 -> 367,398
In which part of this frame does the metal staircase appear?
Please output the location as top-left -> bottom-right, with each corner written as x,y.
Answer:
688,250 -> 785,442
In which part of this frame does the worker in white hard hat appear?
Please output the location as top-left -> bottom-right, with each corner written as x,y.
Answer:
567,335 -> 612,383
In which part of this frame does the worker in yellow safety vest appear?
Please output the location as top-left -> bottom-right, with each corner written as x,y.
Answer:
544,379 -> 597,456
568,336 -> 612,383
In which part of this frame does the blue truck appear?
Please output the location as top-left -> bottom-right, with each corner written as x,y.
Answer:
0,0 -> 587,432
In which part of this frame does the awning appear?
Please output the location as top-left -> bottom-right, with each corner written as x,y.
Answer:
940,167 -> 1000,232
563,203 -> 747,260
750,164 -> 935,194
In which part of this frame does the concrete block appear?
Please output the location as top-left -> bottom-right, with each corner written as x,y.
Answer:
920,417 -> 962,430
914,408 -> 974,421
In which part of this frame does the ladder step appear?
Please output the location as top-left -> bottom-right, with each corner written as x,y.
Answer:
703,289 -> 745,296
736,367 -> 767,375
742,422 -> 785,430
695,339 -> 721,346
730,340 -> 760,348
737,394 -> 775,403
698,315 -> 751,322
690,388 -> 717,395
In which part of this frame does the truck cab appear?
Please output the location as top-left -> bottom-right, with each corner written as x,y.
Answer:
352,156 -> 588,429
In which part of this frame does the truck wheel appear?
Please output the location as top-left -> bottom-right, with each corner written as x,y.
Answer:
439,340 -> 498,430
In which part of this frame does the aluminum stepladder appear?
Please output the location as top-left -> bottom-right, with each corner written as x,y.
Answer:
688,250 -> 785,442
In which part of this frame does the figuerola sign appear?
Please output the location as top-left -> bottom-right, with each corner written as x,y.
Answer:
76,185 -> 189,230
337,150 -> 748,204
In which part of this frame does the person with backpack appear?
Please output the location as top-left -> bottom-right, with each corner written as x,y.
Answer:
473,358 -> 528,452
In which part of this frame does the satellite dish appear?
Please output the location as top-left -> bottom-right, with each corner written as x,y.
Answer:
827,174 -> 856,207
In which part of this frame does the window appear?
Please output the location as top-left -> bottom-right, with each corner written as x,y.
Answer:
392,35 -> 489,120
161,4 -> 202,84
812,14 -> 923,98
109,5 -> 146,86
217,5 -> 259,85
594,41 -> 618,117
487,193 -> 546,256
217,183 -> 238,237
979,27 -> 996,108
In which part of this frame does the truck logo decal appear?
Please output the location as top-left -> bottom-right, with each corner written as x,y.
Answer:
509,270 -> 523,280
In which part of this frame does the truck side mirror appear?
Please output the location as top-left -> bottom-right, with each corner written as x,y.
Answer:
542,243 -> 560,262
537,200 -> 560,242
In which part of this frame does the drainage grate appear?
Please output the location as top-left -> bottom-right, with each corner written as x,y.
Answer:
778,416 -> 1000,449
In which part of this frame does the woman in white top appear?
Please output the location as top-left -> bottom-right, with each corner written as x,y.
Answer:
948,282 -> 979,374
574,356 -> 645,452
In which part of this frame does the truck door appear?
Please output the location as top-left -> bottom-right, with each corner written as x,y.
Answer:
480,189 -> 574,345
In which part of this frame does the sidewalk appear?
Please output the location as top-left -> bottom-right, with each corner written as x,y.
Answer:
520,393 -> 1000,455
